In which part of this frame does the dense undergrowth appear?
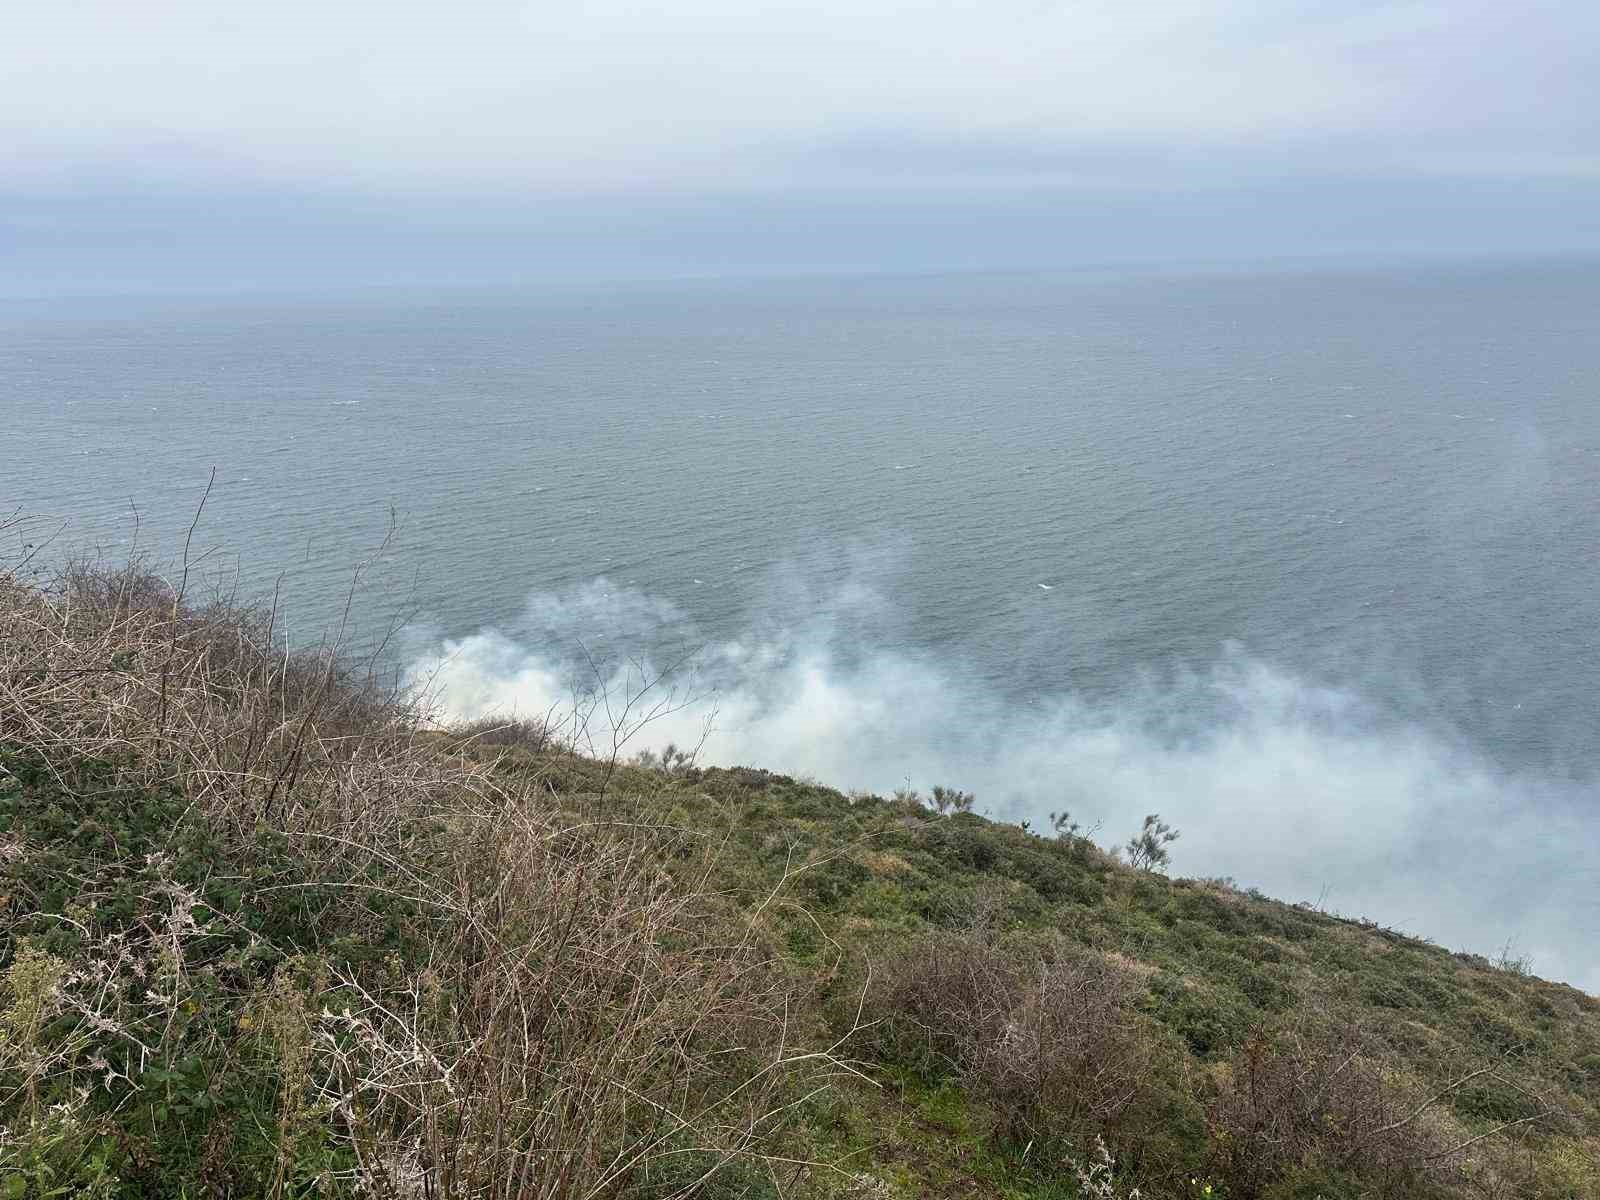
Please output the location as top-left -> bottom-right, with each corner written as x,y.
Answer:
1,547 -> 1596,1198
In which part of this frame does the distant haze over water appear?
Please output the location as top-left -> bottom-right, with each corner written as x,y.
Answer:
6,259 -> 1598,988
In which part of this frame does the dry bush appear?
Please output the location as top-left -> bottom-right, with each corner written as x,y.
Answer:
0,550 -> 857,1198
1,556 -> 411,844
1205,1017 -> 1555,1199
444,713 -> 564,756
308,786 -> 854,1199
872,928 -> 1147,1142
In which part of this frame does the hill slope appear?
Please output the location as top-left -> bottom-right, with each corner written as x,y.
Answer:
1,562 -> 1595,1199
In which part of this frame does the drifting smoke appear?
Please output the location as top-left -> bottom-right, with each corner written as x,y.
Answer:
407,576 -> 1599,993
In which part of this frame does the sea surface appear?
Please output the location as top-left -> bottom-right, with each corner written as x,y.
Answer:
4,259 -> 1598,984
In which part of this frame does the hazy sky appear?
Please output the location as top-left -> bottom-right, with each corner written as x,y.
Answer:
5,0 -> 1599,289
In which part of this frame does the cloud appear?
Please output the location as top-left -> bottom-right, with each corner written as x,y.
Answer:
5,0 -> 1598,191
407,572 -> 1600,994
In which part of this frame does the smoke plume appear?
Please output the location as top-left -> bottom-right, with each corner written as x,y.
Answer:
407,575 -> 1599,992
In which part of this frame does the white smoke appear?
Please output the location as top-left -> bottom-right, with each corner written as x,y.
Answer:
407,576 -> 1599,993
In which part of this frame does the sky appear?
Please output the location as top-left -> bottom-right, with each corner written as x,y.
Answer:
4,0 -> 1600,290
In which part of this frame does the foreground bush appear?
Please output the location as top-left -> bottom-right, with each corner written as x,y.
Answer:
1206,1023 -> 1465,1199
1205,1013 -> 1575,1200
0,562 -> 847,1198
869,926 -> 1149,1143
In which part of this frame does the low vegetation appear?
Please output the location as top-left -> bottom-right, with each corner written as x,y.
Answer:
1,541 -> 1595,1198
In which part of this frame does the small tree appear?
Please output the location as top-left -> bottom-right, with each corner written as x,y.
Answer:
632,741 -> 694,776
1049,810 -> 1081,839
929,785 -> 975,816
1124,813 -> 1178,872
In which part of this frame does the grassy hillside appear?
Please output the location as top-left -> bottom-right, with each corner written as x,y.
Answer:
1,558 -> 1596,1199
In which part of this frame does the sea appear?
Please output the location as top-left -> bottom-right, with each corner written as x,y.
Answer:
4,258 -> 1598,987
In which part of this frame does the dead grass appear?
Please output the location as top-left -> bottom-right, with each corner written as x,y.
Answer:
0,549 -> 859,1198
